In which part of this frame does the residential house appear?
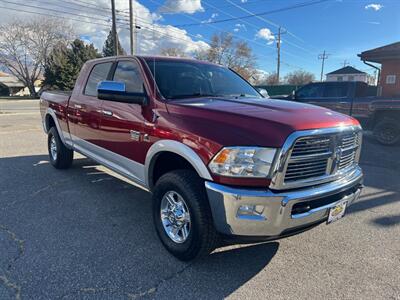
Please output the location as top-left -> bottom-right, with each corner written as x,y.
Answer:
358,42 -> 400,97
0,72 -> 42,96
326,66 -> 368,83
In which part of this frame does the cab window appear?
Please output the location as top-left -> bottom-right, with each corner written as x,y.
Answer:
84,62 -> 113,96
112,61 -> 144,93
296,84 -> 324,99
323,83 -> 348,98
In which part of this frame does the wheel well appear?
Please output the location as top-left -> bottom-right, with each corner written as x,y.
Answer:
373,110 -> 400,126
150,152 -> 198,189
45,114 -> 56,132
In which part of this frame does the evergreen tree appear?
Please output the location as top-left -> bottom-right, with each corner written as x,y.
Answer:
102,30 -> 126,57
43,39 -> 101,90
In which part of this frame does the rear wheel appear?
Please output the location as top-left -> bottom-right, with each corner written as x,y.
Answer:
152,170 -> 218,261
373,118 -> 400,145
48,127 -> 73,169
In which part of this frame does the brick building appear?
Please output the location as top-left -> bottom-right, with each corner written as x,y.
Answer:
358,42 -> 400,97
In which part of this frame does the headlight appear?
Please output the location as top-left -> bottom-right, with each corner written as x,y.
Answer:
208,147 -> 277,178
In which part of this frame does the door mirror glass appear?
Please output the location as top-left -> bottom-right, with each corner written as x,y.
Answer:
97,81 -> 147,105
257,88 -> 269,98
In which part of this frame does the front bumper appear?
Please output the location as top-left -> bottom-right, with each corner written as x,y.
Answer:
205,166 -> 363,239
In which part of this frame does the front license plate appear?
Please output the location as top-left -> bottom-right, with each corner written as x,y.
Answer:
327,200 -> 348,224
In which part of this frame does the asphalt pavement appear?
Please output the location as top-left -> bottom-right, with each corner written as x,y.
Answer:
0,99 -> 399,300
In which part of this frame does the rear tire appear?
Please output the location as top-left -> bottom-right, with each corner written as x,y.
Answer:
48,127 -> 73,169
373,118 -> 400,145
152,170 -> 218,261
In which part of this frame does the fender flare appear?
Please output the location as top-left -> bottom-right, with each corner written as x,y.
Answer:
144,140 -> 213,189
45,108 -> 72,148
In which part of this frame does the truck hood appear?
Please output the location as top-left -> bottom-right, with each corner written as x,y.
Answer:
165,97 -> 359,148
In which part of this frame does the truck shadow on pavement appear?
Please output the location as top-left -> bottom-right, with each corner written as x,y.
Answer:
0,154 -> 279,299
346,134 -> 400,227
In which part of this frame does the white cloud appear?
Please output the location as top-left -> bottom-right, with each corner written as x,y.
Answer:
365,3 -> 383,11
234,23 -> 246,32
367,21 -> 380,25
201,12 -> 219,24
255,28 -> 275,45
0,0 -> 209,57
241,0 -> 248,3
159,0 -> 204,14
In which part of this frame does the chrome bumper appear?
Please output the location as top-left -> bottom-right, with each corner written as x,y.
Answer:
205,166 -> 363,237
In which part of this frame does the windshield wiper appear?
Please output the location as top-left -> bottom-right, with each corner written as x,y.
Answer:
227,94 -> 258,98
169,93 -> 224,99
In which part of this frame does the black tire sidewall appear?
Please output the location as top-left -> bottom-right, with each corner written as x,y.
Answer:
152,170 -> 215,260
374,119 -> 400,145
47,127 -> 73,169
48,127 -> 60,167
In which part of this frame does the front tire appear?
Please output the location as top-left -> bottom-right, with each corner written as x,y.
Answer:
152,170 -> 218,261
373,118 -> 400,145
48,127 -> 73,169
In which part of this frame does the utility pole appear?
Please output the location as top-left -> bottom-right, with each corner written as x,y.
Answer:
111,0 -> 118,56
341,60 -> 349,67
276,26 -> 281,84
129,0 -> 134,55
318,50 -> 329,81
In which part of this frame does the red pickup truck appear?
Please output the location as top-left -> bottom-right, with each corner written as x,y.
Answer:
40,56 -> 363,260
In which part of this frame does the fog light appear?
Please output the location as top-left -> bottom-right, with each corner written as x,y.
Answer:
237,205 -> 266,220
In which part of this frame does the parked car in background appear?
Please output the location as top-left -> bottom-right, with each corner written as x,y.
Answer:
40,56 -> 363,260
286,81 -> 400,145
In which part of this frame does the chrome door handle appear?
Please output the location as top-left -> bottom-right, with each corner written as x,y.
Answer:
102,110 -> 113,116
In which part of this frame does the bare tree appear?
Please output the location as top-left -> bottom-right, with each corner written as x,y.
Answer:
0,18 -> 71,97
194,33 -> 258,81
160,47 -> 187,57
284,70 -> 315,85
257,72 -> 279,85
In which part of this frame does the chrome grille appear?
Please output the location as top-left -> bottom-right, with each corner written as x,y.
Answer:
338,132 -> 359,170
283,132 -> 360,184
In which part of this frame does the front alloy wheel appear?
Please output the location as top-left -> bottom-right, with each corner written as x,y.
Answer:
152,170 -> 218,261
160,191 -> 191,243
50,135 -> 58,161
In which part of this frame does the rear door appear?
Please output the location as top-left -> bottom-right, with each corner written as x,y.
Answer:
68,61 -> 113,153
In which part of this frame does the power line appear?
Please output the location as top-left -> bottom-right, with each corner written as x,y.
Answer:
223,0 -> 317,55
0,3 -> 214,54
147,0 -> 279,52
173,0 -> 330,27
0,0 -> 283,65
0,3 -> 112,27
202,0 -> 316,58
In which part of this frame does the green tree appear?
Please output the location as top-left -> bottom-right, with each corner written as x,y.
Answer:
43,39 -> 101,90
102,30 -> 126,57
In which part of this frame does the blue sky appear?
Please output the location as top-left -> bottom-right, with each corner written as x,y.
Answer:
1,0 -> 399,79
139,0 -> 400,78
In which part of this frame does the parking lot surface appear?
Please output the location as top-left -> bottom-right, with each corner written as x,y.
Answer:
1,99 -> 399,300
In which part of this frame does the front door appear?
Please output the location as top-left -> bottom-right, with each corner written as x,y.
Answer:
98,59 -> 149,184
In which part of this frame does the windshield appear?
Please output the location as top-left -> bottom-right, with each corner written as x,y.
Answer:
145,59 -> 261,100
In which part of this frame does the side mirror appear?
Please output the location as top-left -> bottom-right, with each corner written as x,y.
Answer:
97,81 -> 147,105
257,88 -> 269,98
